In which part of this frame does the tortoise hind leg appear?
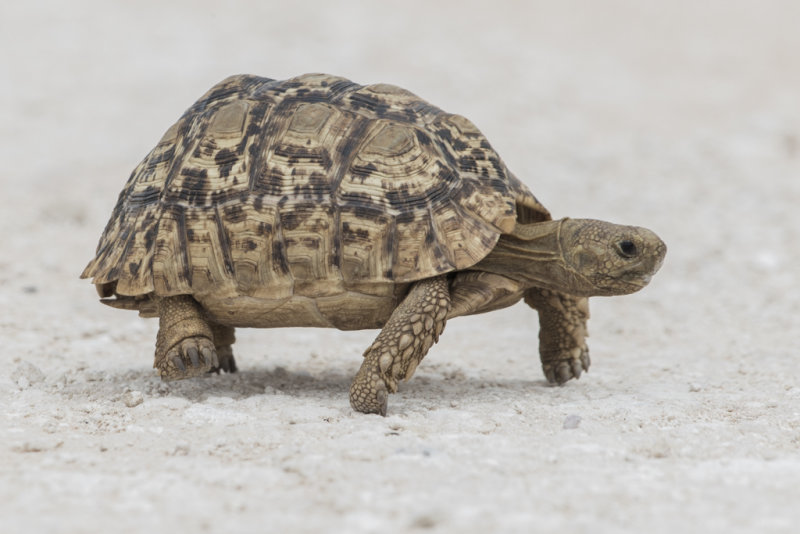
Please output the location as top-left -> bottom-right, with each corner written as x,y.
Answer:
350,276 -> 450,416
209,323 -> 238,374
154,295 -> 219,380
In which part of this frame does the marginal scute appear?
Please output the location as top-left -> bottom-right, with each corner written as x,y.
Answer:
82,73 -> 547,301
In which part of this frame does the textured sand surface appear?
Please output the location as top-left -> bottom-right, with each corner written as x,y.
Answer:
2,1 -> 799,533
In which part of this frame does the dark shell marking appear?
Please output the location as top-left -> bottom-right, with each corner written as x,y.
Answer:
82,73 -> 549,300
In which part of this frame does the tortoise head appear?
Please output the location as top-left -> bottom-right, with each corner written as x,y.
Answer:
477,218 -> 666,297
556,218 -> 666,296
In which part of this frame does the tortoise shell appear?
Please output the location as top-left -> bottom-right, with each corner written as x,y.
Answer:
82,74 -> 549,308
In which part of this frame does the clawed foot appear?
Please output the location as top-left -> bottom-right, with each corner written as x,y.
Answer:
209,345 -> 238,375
158,336 -> 219,380
543,346 -> 591,384
349,358 -> 397,416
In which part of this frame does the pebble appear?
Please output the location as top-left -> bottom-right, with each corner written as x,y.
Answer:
122,390 -> 144,408
563,414 -> 582,430
172,441 -> 191,456
11,361 -> 45,389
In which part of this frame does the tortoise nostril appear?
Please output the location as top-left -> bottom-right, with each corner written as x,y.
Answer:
618,240 -> 637,258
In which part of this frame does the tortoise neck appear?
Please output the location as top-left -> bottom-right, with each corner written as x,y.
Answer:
472,219 -> 571,289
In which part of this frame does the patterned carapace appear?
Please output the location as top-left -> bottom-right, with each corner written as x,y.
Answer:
82,73 -> 548,302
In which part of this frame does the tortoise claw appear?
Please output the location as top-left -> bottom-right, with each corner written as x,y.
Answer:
556,362 -> 575,384
187,347 -> 200,368
201,347 -> 219,368
158,336 -> 217,380
571,358 -> 584,380
543,345 -> 590,385
580,348 -> 591,372
544,366 -> 556,383
171,354 -> 186,372
350,362 -> 390,416
211,346 -> 237,375
221,355 -> 237,373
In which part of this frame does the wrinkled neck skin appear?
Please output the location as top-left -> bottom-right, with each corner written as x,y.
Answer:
473,218 -> 596,296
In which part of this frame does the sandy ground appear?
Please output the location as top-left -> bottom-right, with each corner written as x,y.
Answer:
2,1 -> 799,532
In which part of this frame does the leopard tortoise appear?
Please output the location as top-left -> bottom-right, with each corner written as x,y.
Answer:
82,73 -> 666,415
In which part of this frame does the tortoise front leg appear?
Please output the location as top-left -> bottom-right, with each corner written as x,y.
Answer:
524,288 -> 590,384
154,295 -> 219,380
349,276 -> 450,416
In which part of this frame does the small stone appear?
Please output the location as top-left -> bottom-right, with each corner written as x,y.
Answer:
410,514 -> 438,529
122,390 -> 144,408
688,383 -> 702,393
11,361 -> 45,388
172,442 -> 190,456
562,414 -> 582,429
646,441 -> 671,459
43,422 -> 59,434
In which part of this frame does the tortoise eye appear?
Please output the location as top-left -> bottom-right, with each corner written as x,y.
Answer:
618,240 -> 638,258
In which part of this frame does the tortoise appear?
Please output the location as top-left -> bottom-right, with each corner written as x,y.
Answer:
81,73 -> 666,415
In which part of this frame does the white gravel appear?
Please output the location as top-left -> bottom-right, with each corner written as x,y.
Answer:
2,1 -> 799,533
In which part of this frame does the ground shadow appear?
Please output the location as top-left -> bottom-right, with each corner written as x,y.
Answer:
52,362 -> 552,407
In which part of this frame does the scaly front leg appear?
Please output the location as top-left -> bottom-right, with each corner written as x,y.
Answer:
349,276 -> 450,416
524,288 -> 590,384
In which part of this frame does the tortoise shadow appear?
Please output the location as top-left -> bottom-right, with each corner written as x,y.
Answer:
161,365 -> 552,404
59,364 -> 552,406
